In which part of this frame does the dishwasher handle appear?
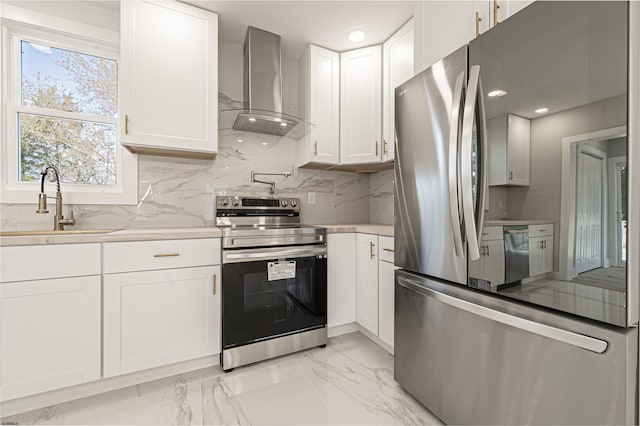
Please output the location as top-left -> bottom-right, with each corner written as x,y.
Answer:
504,229 -> 529,235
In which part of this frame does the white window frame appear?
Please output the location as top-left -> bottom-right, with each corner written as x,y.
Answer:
1,20 -> 137,205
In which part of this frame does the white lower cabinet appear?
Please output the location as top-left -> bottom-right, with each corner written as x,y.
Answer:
529,225 -> 554,277
327,233 -> 357,327
377,236 -> 397,349
356,233 -> 379,335
103,238 -> 221,378
0,244 -> 101,401
469,228 -> 505,288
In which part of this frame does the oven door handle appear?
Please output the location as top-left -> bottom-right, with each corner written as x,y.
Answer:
223,245 -> 327,263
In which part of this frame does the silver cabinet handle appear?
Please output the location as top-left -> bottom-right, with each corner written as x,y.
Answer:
447,71 -> 466,259
370,241 -> 375,259
213,274 -> 217,295
382,248 -> 395,252
398,276 -> 609,354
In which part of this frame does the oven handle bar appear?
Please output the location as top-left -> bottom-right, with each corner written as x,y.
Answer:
223,244 -> 327,264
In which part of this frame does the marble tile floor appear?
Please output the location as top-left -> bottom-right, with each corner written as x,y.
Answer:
1,332 -> 442,425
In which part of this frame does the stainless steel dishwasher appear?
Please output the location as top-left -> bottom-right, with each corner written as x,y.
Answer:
504,226 -> 529,283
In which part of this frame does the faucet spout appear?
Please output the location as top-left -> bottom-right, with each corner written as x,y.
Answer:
37,165 -> 76,231
251,171 -> 291,194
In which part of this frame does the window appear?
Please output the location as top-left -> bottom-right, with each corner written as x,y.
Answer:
2,21 -> 137,205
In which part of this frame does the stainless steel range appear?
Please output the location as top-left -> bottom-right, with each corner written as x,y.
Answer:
216,196 -> 327,371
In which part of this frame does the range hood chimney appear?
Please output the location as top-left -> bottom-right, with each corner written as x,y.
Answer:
219,27 -> 313,139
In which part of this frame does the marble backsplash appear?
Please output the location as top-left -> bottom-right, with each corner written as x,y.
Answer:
0,94 -> 375,231
370,169 -> 394,225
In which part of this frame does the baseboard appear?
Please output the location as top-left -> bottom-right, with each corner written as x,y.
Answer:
328,322 -> 359,338
357,326 -> 394,355
1,355 -> 219,418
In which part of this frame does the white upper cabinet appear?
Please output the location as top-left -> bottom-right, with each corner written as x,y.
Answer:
340,46 -> 382,165
414,1 -> 535,73
488,114 -> 530,186
120,0 -> 218,159
298,45 -> 340,166
382,19 -> 414,163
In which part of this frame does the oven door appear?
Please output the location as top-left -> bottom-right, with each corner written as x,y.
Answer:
222,244 -> 327,350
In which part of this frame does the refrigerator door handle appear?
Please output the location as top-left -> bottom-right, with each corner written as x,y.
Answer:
460,65 -> 487,261
397,275 -> 609,354
448,71 -> 466,259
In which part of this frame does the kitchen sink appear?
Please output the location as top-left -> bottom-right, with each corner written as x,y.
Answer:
0,229 -> 120,236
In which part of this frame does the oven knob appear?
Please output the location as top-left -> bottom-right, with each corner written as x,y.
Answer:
219,198 -> 228,206
232,198 -> 240,206
281,200 -> 288,207
290,199 -> 297,207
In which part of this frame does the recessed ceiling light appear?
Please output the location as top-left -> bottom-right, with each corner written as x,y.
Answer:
280,122 -> 287,127
348,29 -> 366,43
488,89 -> 507,97
248,117 -> 256,122
236,139 -> 243,143
261,142 -> 268,146
535,107 -> 549,114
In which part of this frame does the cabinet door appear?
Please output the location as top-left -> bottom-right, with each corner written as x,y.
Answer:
356,234 -> 379,334
120,0 -> 218,157
1,276 -> 101,401
104,266 -> 220,377
308,45 -> 340,165
382,19 -> 414,162
378,260 -> 397,349
340,46 -> 382,164
541,237 -> 554,274
327,233 -> 357,327
473,0 -> 492,36
529,236 -> 543,276
483,239 -> 505,286
506,114 -> 531,185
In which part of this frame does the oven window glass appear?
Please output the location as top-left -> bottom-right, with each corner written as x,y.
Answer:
222,256 -> 327,348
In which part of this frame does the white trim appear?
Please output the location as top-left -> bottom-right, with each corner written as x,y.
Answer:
559,126 -> 626,281
608,156 -> 628,268
0,4 -> 119,46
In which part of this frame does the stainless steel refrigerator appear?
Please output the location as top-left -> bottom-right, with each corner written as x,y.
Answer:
394,2 -> 639,424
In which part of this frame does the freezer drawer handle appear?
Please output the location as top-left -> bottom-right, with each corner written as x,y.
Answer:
397,276 -> 609,354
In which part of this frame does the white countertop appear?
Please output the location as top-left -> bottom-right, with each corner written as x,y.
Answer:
484,220 -> 552,227
0,227 -> 222,247
316,224 -> 394,237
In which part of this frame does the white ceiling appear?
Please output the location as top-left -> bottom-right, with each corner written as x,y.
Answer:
184,1 -> 417,59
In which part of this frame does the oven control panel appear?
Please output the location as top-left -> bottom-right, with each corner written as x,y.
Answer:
216,196 -> 300,216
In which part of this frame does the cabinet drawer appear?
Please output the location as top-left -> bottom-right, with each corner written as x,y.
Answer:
480,226 -> 503,242
104,238 -> 220,273
378,236 -> 395,263
0,243 -> 100,283
529,224 -> 553,237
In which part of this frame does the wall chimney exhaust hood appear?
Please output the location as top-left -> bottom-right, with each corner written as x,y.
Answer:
219,27 -> 314,139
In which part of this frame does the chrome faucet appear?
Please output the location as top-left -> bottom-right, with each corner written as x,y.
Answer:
36,165 -> 76,231
251,171 -> 291,194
